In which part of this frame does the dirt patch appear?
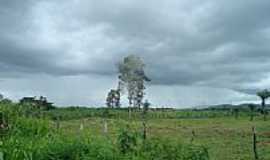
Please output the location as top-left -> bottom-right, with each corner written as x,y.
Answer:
258,141 -> 270,146
260,131 -> 270,137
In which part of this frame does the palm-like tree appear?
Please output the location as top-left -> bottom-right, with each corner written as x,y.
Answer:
257,89 -> 270,121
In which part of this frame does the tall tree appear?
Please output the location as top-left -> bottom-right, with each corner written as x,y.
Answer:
0,94 -> 3,101
257,89 -> 270,121
118,55 -> 150,118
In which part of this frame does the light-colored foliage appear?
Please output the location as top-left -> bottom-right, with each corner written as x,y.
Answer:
118,55 -> 150,108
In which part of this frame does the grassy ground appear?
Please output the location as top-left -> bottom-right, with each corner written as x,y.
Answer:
2,103 -> 270,160
59,116 -> 270,160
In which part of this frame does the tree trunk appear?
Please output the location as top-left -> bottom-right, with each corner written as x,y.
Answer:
262,98 -> 265,108
262,98 -> 267,121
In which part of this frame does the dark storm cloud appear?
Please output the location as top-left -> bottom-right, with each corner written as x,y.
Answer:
1,0 -> 270,106
0,0 -> 118,77
63,0 -> 270,93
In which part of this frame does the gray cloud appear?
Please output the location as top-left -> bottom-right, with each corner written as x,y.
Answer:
1,0 -> 270,106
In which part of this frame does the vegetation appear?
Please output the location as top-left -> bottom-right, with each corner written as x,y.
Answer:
1,101 -> 270,160
106,89 -> 121,108
1,103 -> 211,160
19,96 -> 55,110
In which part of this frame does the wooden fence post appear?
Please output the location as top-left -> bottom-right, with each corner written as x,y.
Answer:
80,120 -> 84,131
190,130 -> 196,143
103,119 -> 108,134
142,121 -> 146,140
252,127 -> 259,160
56,116 -> 60,131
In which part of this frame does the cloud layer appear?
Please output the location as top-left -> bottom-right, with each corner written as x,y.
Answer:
1,0 -> 270,107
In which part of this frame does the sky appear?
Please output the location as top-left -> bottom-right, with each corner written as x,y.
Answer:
1,0 -> 270,107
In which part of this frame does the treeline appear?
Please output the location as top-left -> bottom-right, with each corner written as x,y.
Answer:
0,96 -> 268,121
42,106 -> 266,121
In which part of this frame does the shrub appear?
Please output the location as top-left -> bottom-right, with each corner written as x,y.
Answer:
117,126 -> 138,154
138,138 -> 209,160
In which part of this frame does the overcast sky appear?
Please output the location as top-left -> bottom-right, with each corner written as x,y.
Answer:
1,0 -> 270,107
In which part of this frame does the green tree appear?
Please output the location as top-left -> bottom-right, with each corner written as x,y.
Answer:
106,89 -> 120,108
257,89 -> 270,121
233,108 -> 239,119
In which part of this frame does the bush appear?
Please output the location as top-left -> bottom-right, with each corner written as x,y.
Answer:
132,138 -> 209,160
2,135 -> 117,160
117,126 -> 138,154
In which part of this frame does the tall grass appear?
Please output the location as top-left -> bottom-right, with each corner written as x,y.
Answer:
1,103 -> 209,160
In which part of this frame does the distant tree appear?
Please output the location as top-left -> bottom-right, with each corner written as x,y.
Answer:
0,111 -> 8,132
248,104 -> 256,121
106,92 -> 113,108
0,98 -> 12,105
233,108 -> 239,119
257,89 -> 270,121
118,55 -> 150,118
106,89 -> 120,108
0,94 -> 3,101
19,96 -> 54,110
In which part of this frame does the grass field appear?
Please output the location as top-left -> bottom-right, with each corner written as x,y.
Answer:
1,103 -> 270,160
59,116 -> 270,160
